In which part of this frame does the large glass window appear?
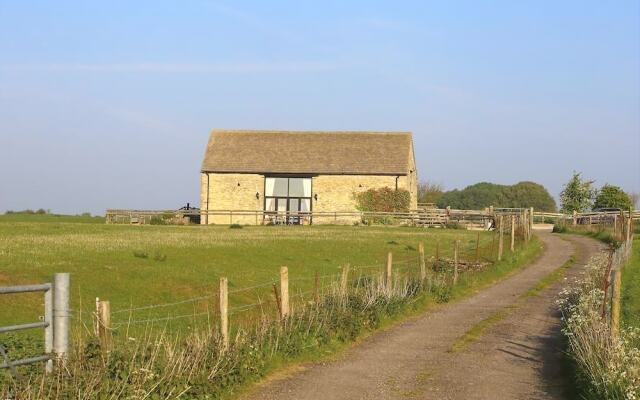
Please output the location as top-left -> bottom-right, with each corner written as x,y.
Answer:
264,177 -> 311,199
264,177 -> 313,224
266,177 -> 289,197
288,178 -> 311,197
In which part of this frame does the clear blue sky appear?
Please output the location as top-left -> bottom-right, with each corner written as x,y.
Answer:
1,1 -> 638,214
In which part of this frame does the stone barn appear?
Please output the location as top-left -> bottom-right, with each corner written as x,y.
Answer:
200,129 -> 418,225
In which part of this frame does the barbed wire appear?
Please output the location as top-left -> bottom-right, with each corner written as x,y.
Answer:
112,311 -> 211,327
105,256 -> 419,318
229,280 -> 277,294
112,294 -> 215,315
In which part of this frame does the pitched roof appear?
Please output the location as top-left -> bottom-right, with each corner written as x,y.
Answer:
201,129 -> 414,175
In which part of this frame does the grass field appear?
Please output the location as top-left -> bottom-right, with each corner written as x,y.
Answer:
0,214 -> 512,334
1,214 -> 544,396
622,236 -> 640,328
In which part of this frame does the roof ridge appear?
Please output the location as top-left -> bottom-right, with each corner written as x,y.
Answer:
211,129 -> 412,135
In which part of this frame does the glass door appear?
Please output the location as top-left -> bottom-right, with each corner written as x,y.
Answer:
289,198 -> 300,224
264,177 -> 312,225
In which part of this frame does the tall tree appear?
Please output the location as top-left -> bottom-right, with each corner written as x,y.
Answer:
559,172 -> 596,213
593,184 -> 633,210
417,181 -> 444,205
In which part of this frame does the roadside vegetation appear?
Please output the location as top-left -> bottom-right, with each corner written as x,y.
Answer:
557,251 -> 639,400
555,220 -> 639,399
0,216 -> 541,398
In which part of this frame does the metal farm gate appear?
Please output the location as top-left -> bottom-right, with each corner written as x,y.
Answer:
0,273 -> 69,375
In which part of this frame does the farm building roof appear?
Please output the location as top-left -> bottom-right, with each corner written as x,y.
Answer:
201,129 -> 415,175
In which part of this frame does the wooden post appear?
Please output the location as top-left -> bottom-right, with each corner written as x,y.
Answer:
272,283 -> 282,319
498,216 -> 504,261
418,242 -> 426,282
619,210 -> 625,241
97,300 -> 111,350
386,252 -> 393,288
627,208 -> 633,245
613,214 -> 618,238
611,269 -> 622,338
572,210 -> 577,226
453,240 -> 459,285
475,232 -> 480,263
280,267 -> 289,319
94,297 -> 100,337
219,277 -> 229,349
510,215 -> 515,252
340,264 -> 350,295
601,250 -> 614,319
530,207 -> 534,238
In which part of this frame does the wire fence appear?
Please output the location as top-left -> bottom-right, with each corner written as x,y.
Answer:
81,227 -> 528,335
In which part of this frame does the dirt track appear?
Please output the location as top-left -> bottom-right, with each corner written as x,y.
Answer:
244,232 -> 602,400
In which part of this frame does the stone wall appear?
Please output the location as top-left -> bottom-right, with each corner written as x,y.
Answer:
312,175 -> 399,224
201,172 -> 417,225
200,173 -> 263,224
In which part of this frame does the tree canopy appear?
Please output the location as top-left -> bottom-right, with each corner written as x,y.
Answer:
559,172 -> 596,213
436,181 -> 556,211
417,181 -> 444,205
593,184 -> 633,210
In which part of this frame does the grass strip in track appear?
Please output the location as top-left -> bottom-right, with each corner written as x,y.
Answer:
449,249 -> 577,353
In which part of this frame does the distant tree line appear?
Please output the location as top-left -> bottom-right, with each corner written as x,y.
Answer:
5,209 -> 50,215
419,181 -> 557,212
418,173 -> 637,214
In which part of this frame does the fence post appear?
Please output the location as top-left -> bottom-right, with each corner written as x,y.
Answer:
510,215 -> 515,252
611,269 -> 622,338
280,267 -> 289,319
340,264 -> 350,295
627,208 -> 633,246
453,240 -> 459,285
219,277 -> 229,349
44,286 -> 53,373
498,216 -> 504,262
386,252 -> 393,289
97,300 -> 111,350
530,208 -> 534,240
419,242 -> 426,282
53,273 -> 70,363
573,210 -> 577,226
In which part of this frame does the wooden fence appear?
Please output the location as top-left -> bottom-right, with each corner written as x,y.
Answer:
106,207 -> 511,228
105,206 -> 639,230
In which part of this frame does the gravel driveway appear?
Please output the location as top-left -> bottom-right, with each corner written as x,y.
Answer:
244,232 -> 602,400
